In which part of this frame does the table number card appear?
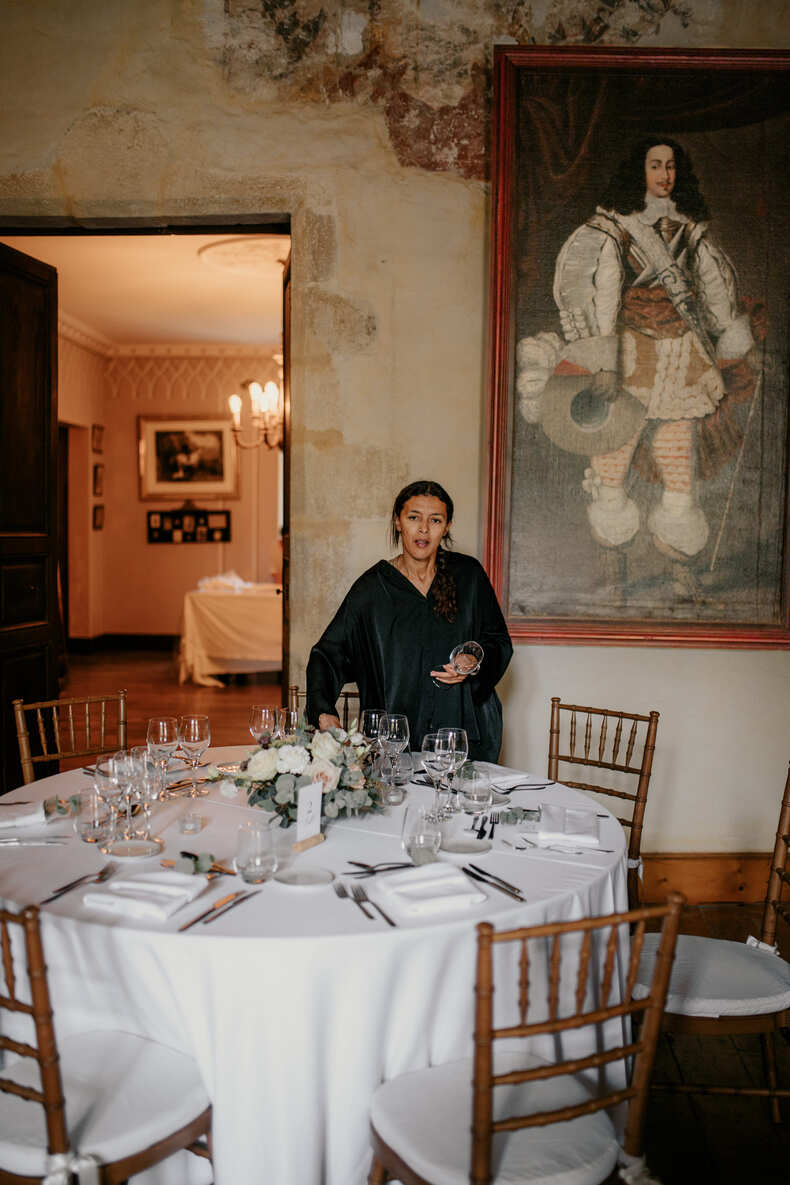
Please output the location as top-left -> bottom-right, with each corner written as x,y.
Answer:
293,782 -> 325,852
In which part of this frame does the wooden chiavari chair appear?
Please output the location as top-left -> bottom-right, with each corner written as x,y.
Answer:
12,690 -> 127,785
634,761 -> 790,1122
0,903 -> 211,1183
288,683 -> 360,731
369,893 -> 684,1185
548,697 -> 660,908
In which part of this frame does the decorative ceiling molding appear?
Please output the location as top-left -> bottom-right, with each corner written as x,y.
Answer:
58,312 -> 274,359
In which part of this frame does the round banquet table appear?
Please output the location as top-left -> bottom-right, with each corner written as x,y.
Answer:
0,749 -> 628,1185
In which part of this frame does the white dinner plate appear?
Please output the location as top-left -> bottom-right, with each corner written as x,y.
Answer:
439,837 -> 492,862
274,867 -> 334,887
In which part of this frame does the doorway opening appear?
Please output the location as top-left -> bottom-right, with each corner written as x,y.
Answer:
0,224 -> 292,706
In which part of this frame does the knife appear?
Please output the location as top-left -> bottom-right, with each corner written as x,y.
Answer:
0,837 -> 68,846
201,890 -> 260,924
463,866 -> 524,902
177,891 -> 246,931
467,862 -> 523,895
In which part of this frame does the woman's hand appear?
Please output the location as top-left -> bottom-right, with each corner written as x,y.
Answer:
318,713 -> 341,731
430,663 -> 469,685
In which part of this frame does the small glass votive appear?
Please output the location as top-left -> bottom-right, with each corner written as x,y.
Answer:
179,809 -> 204,835
73,790 -> 111,845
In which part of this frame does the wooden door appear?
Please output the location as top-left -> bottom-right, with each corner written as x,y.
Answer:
0,242 -> 59,793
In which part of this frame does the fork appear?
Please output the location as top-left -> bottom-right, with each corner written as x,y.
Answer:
334,879 -> 373,919
488,811 -> 500,840
41,862 -> 116,904
350,883 -> 396,927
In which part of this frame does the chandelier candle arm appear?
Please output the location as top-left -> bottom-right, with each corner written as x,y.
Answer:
228,378 -> 283,450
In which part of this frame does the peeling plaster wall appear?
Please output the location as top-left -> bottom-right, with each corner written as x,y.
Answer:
1,0 -> 789,851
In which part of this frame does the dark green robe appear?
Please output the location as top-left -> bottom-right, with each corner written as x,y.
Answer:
305,552 -> 513,762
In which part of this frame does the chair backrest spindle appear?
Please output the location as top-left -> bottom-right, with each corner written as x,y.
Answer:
12,690 -> 128,784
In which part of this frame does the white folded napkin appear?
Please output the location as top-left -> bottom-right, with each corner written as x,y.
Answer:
535,804 -> 600,848
472,762 -> 538,789
0,803 -> 47,830
83,872 -> 208,921
374,863 -> 486,919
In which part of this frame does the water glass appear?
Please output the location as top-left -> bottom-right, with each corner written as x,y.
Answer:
250,705 -> 277,746
401,804 -> 441,866
234,820 -> 279,884
73,789 -> 111,844
378,713 -> 410,789
449,640 -> 484,676
457,764 -> 493,813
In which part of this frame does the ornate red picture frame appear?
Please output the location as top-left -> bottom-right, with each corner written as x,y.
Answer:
484,46 -> 790,648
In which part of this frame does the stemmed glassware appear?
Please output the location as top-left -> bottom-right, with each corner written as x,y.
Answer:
436,726 -> 468,813
420,732 -> 454,818
129,745 -> 162,839
249,705 -> 277,746
377,714 -> 410,801
178,714 -> 211,833
430,640 -> 484,687
146,716 -> 179,798
277,708 -> 300,740
360,708 -> 386,778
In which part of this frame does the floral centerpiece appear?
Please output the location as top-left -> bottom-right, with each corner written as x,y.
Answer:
205,720 -> 385,828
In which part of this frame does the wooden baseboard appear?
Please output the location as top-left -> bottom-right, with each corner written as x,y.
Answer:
643,852 -> 771,905
67,634 -> 177,653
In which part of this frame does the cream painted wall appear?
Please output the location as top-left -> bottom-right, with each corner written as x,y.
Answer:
2,0 -> 789,853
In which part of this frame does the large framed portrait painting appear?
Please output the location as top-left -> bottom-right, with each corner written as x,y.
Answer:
485,47 -> 790,647
137,417 -> 239,501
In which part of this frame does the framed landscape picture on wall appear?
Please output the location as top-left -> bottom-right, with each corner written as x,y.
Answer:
485,46 -> 790,648
137,416 -> 239,501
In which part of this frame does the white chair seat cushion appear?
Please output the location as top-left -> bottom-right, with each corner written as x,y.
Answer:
0,1029 -> 209,1177
370,1051 -> 619,1185
634,933 -> 790,1017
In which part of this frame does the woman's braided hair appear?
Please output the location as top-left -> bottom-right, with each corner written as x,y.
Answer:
390,480 -> 457,622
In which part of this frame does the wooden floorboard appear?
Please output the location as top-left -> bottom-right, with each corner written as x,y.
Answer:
57,652 -> 790,1182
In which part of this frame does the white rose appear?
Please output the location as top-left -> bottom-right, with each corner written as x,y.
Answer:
245,747 -> 278,781
310,731 -> 342,762
348,731 -> 365,746
276,744 -> 310,775
306,757 -> 340,793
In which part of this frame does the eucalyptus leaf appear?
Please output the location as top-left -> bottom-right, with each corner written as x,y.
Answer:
195,852 -> 215,873
174,855 -> 195,875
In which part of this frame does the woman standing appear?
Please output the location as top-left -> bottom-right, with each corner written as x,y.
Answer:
306,480 -> 513,762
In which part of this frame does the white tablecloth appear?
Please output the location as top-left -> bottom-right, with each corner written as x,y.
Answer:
178,585 -> 282,687
0,750 -> 628,1185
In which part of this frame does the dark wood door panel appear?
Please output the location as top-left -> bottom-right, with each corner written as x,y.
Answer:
0,241 -> 58,793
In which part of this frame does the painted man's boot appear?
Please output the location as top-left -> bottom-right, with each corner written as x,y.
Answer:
648,490 -> 709,559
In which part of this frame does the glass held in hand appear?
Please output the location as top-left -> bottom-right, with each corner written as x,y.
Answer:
146,716 -> 179,795
234,819 -> 279,884
378,713 -> 410,788
178,714 -> 211,805
430,640 -> 484,687
401,804 -> 442,866
249,705 -> 277,746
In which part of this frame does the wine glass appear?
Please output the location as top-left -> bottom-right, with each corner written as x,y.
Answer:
420,732 -> 454,818
109,750 -> 136,839
378,714 -> 410,792
277,707 -> 300,740
130,745 -> 161,837
401,803 -> 441,866
93,752 -> 122,845
178,714 -> 211,799
430,640 -> 484,687
250,705 -> 277,746
436,726 -> 469,813
360,708 -> 386,777
146,716 -> 179,797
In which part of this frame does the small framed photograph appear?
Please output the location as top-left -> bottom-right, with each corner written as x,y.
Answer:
91,424 -> 104,454
92,504 -> 105,531
137,416 -> 239,501
92,464 -> 104,497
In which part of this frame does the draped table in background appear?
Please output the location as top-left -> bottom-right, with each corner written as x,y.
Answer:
178,584 -> 283,687
0,749 -> 628,1185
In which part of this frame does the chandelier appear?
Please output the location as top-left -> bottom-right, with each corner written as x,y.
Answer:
228,378 -> 284,450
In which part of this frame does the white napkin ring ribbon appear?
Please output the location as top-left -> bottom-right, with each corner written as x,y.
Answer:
618,1152 -> 664,1184
43,1151 -> 100,1185
626,857 -> 643,879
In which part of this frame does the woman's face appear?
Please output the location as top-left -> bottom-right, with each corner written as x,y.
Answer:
394,495 -> 450,564
644,144 -> 676,199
